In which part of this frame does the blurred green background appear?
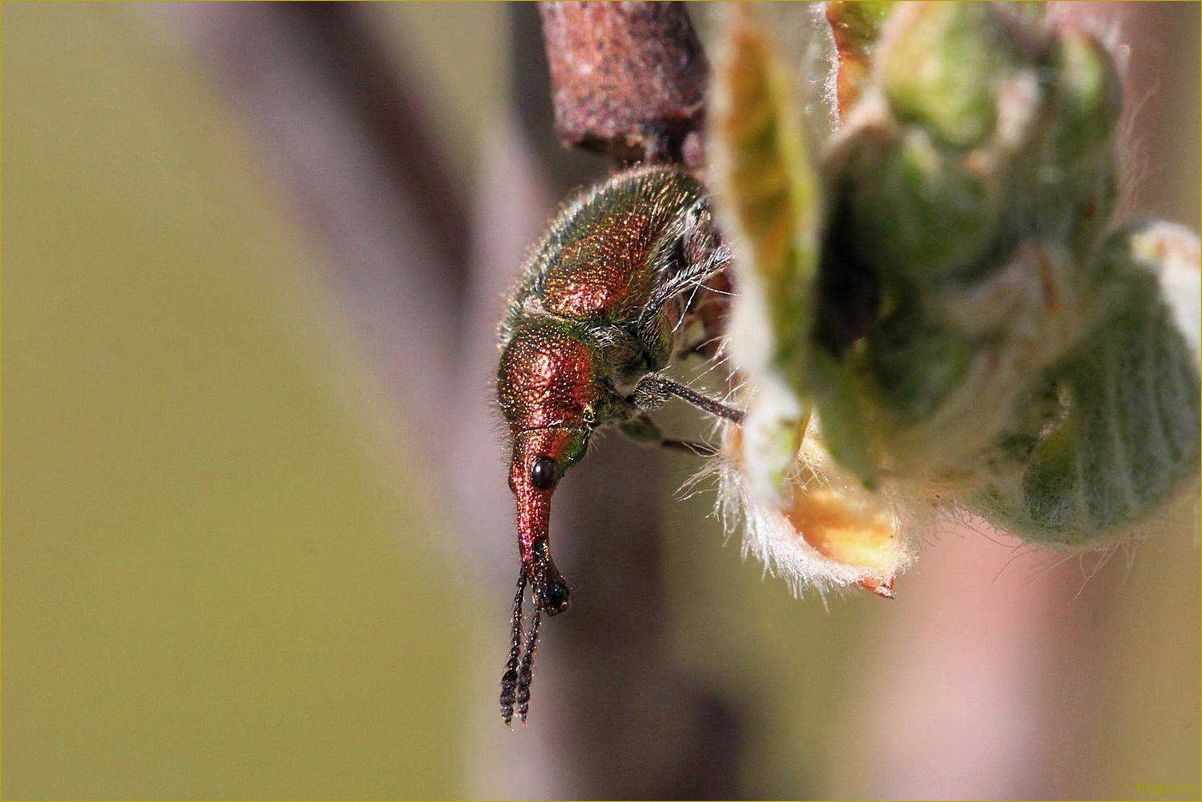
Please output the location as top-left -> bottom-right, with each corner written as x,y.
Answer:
2,5 -> 475,797
2,3 -> 1198,800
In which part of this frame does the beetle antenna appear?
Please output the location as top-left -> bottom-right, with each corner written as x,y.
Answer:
499,572 -> 527,726
516,607 -> 542,723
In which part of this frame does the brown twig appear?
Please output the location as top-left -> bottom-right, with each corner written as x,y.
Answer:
538,2 -> 709,167
150,3 -> 466,448
288,4 -> 473,275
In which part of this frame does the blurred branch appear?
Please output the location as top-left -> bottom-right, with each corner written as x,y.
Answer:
148,3 -> 466,445
539,1 -> 708,166
154,2 -> 742,797
457,4 -> 742,798
288,4 -> 472,274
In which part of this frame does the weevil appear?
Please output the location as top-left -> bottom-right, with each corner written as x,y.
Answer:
495,165 -> 741,724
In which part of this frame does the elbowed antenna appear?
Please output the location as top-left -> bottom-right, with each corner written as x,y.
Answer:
499,572 -> 526,726
515,607 -> 541,723
498,569 -> 551,726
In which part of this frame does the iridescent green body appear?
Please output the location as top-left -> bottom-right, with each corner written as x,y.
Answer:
499,165 -> 711,393
494,165 -> 730,725
496,165 -> 723,613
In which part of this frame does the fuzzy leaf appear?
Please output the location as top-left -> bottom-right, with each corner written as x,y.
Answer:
978,223 -> 1202,544
713,4 -> 822,498
825,0 -> 895,115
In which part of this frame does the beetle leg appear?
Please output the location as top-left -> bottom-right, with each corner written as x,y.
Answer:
617,411 -> 664,443
631,374 -> 746,425
640,245 -> 733,327
618,411 -> 719,456
659,439 -> 719,457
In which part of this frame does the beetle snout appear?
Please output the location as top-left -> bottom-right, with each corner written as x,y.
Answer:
535,570 -> 571,615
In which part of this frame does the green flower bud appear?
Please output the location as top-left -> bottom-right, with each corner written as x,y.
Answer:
878,3 -> 1037,148
1045,29 -> 1123,258
710,2 -> 1198,567
839,126 -> 999,282
1050,29 -> 1123,167
864,289 -> 972,423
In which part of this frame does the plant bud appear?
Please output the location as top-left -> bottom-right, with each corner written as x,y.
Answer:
712,4 -> 820,502
1050,29 -> 1122,167
838,126 -> 999,282
707,1 -> 1199,598
877,3 -> 1036,149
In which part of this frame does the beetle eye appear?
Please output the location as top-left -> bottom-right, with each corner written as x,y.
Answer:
530,456 -> 557,489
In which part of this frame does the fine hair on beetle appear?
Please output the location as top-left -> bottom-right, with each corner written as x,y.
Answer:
494,165 -> 739,724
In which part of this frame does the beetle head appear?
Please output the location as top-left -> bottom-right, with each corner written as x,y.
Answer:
497,319 -> 602,614
507,427 -> 587,614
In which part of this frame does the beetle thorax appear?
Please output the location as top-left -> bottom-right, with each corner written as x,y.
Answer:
497,319 -> 602,432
